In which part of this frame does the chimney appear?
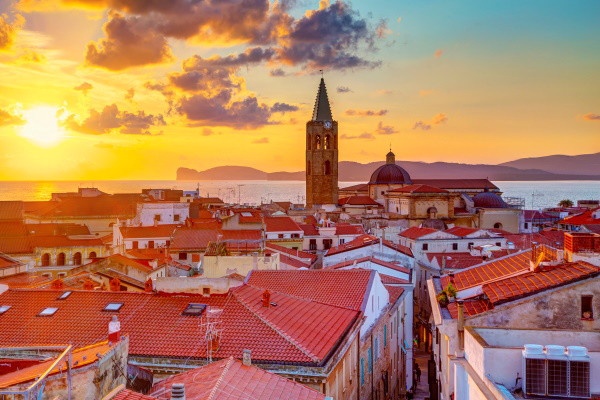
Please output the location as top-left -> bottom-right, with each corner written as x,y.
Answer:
171,383 -> 185,400
262,290 -> 271,307
457,300 -> 465,350
242,349 -> 252,366
108,315 -> 121,344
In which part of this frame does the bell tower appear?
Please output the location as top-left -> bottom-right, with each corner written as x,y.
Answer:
306,78 -> 338,209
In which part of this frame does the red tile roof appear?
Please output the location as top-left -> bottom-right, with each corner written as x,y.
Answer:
120,224 -> 180,239
150,357 -> 326,400
412,179 -> 499,191
299,224 -> 319,236
399,227 -> 438,240
0,237 -> 32,254
440,250 -> 532,291
0,272 -> 52,289
427,253 -> 485,270
264,216 -> 302,232
111,389 -> 158,400
278,254 -> 312,269
324,234 -> 379,256
444,226 -> 479,237
339,183 -> 369,192
0,287 -> 360,365
325,256 -> 411,275
265,242 -> 317,263
385,285 -> 406,305
29,235 -> 104,248
170,228 -> 217,250
483,261 -> 600,305
335,224 -> 366,236
246,269 -> 374,312
0,221 -> 28,237
25,223 -> 91,236
446,299 -> 493,319
338,196 -> 381,206
502,231 -> 564,250
0,201 -> 24,221
31,196 -> 140,218
0,341 -> 114,389
388,184 -> 448,194
236,210 -> 263,224
382,240 -> 414,257
558,207 -> 600,225
0,254 -> 20,269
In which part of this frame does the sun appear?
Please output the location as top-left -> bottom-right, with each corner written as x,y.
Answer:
19,106 -> 67,146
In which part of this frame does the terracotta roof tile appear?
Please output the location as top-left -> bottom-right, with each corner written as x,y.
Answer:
299,224 -> 319,236
399,227 -> 438,240
29,235 -> 104,248
0,287 -> 359,365
444,226 -> 479,237
339,183 -> 369,192
324,234 -> 379,256
265,242 -> 317,263
0,272 -> 52,289
483,261 -> 600,304
170,228 -> 217,250
382,240 -> 413,257
335,224 -> 366,236
427,252 -> 485,270
150,356 -> 325,400
385,285 -> 406,305
0,201 -> 24,221
0,221 -> 28,237
120,224 -> 180,239
32,196 -> 140,218
264,216 -> 302,233
388,184 -> 448,194
111,389 -> 158,400
338,196 -> 381,206
440,250 -> 532,291
446,299 -> 493,319
326,256 -> 411,275
246,269 -> 373,312
412,179 -> 499,191
0,237 -> 33,254
558,207 -> 600,226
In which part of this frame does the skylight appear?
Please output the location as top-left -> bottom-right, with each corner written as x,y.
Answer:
39,307 -> 58,316
0,305 -> 11,315
103,302 -> 123,312
241,212 -> 253,217
57,291 -> 72,300
182,303 -> 207,316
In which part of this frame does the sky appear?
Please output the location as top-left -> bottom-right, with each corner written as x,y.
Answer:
0,0 -> 598,181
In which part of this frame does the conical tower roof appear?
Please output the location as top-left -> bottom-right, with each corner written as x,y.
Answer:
311,78 -> 333,121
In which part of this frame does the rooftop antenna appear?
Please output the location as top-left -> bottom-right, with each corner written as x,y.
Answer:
199,306 -> 223,363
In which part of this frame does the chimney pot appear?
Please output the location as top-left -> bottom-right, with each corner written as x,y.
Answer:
262,290 -> 271,307
171,383 -> 185,400
108,315 -> 121,344
242,349 -> 252,366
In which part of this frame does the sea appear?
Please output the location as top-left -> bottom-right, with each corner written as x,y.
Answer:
0,180 -> 598,210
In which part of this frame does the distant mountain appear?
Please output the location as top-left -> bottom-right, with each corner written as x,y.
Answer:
499,152 -> 600,176
177,154 -> 600,182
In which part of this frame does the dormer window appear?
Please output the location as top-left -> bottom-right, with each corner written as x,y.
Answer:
182,303 -> 207,316
581,295 -> 593,320
39,307 -> 58,316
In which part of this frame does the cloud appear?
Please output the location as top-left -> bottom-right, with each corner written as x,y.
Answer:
252,137 -> 269,144
346,109 -> 387,117
0,108 -> 25,126
375,121 -> 398,135
0,13 -> 24,51
271,102 -> 299,113
341,132 -> 375,140
413,121 -> 431,131
64,103 -> 165,135
337,86 -> 352,93
269,68 -> 285,77
375,20 -> 391,39
583,113 -> 600,121
434,49 -> 443,58
85,11 -> 174,70
125,88 -> 135,101
74,82 -> 93,95
431,113 -> 448,124
202,128 -> 214,136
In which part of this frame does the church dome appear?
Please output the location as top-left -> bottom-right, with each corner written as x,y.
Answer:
368,151 -> 412,185
472,192 -> 509,208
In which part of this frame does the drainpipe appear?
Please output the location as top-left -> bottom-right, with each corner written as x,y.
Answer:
457,300 -> 465,351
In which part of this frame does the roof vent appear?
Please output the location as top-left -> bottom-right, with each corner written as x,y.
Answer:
545,345 -> 566,358
523,344 -> 544,356
171,383 -> 185,400
567,346 -> 588,358
242,349 -> 252,366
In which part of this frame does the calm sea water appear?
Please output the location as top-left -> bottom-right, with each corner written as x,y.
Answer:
0,180 -> 598,210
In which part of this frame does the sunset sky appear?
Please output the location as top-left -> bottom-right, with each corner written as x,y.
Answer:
0,0 -> 599,180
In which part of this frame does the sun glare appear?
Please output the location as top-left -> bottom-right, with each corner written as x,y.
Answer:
19,106 -> 67,146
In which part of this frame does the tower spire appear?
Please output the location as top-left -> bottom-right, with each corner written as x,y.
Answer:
312,78 -> 333,122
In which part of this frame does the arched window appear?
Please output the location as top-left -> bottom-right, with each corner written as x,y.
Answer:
324,135 -> 331,149
315,135 -> 321,150
493,222 -> 503,229
89,251 -> 97,259
324,160 -> 331,175
41,253 -> 50,267
73,252 -> 82,265
56,253 -> 66,266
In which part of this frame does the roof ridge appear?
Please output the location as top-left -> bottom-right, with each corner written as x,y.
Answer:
233,288 -> 320,363
208,357 -> 236,400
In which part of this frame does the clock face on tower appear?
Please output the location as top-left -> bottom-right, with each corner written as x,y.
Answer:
324,121 -> 332,129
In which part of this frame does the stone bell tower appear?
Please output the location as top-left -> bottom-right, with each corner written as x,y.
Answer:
306,78 -> 338,209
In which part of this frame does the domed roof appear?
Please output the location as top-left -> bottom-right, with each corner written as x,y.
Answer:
472,191 -> 509,208
368,151 -> 412,185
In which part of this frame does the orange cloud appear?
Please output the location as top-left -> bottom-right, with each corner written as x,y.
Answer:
0,108 -> 25,126
375,121 -> 398,135
0,13 -> 25,51
431,113 -> 448,124
346,109 -> 388,117
583,113 -> 600,121
434,49 -> 443,58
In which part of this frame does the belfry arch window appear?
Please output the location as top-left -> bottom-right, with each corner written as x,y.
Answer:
315,135 -> 321,150
324,135 -> 331,149
73,252 -> 82,265
56,252 -> 66,266
324,160 -> 331,175
41,253 -> 50,266
89,251 -> 97,259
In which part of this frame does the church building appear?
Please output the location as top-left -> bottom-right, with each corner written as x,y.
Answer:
305,78 -> 338,210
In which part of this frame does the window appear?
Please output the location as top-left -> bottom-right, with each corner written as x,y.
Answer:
524,222 -> 529,229
278,234 -> 284,239
422,243 -> 428,251
581,295 -> 593,319
39,307 -> 59,316
452,243 -> 458,250
375,337 -> 380,358
384,324 -> 388,347
89,251 -> 97,258
340,238 -> 345,244
493,222 -> 503,229
202,287 -> 210,296
179,252 -> 187,260
132,241 -> 139,249
148,240 -> 155,249
324,160 -> 331,175
0,305 -> 11,315
56,252 -> 66,266
103,302 -> 123,312
495,242 -> 501,247
291,233 -> 300,239
360,358 -> 365,385
182,303 -> 206,316
154,214 -> 161,222
57,291 -> 72,300
174,214 -> 180,222
323,239 -> 333,250
468,242 -> 474,250
73,252 -> 82,265
41,253 -> 50,266
309,239 -> 317,251
368,347 -> 373,372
